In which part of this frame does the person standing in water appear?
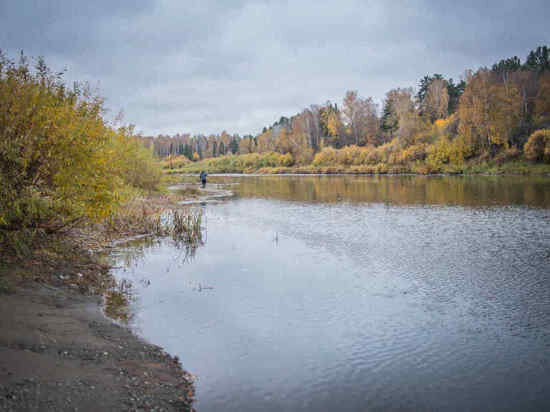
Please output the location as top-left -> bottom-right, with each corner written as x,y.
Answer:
200,171 -> 207,188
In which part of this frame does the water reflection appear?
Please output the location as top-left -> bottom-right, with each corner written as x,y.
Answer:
104,278 -> 134,323
222,175 -> 550,208
113,233 -> 204,269
105,218 -> 206,323
110,176 -> 550,411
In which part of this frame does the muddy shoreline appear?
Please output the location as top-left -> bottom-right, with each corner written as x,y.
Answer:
0,282 -> 195,411
0,184 -> 233,411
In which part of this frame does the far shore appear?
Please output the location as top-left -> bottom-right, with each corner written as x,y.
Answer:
165,160 -> 550,178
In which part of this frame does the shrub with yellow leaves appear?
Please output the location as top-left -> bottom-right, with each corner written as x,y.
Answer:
0,53 -> 162,232
524,129 -> 550,163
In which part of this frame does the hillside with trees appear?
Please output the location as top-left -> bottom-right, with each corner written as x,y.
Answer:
155,45 -> 550,174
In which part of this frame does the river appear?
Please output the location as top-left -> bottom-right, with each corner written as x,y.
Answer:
110,175 -> 550,411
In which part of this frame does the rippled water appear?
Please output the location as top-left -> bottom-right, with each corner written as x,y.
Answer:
111,176 -> 550,411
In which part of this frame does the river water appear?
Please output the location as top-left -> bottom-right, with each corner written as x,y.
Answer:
111,175 -> 550,411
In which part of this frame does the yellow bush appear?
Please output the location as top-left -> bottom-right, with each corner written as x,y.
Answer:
339,145 -> 362,165
160,154 -> 191,169
0,54 -> 162,229
426,136 -> 470,168
401,144 -> 428,163
279,153 -> 294,167
313,145 -> 374,166
524,129 -> 550,163
376,139 -> 400,163
356,146 -> 374,164
313,147 -> 337,166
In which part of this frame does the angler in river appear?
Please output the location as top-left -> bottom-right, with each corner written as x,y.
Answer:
200,171 -> 208,188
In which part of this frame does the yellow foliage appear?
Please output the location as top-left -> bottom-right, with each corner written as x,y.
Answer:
339,145 -> 362,165
534,73 -> 550,128
394,144 -> 428,164
426,136 -> 470,167
313,147 -> 338,166
327,111 -> 342,137
434,115 -> 456,134
160,154 -> 191,170
279,153 -> 294,167
0,54 -> 162,229
524,129 -> 550,163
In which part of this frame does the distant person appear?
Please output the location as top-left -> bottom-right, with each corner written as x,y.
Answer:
200,171 -> 207,188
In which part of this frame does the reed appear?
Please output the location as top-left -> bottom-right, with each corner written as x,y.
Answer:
169,209 -> 203,244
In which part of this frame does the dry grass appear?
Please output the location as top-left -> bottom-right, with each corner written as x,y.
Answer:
99,197 -> 203,246
0,192 -> 204,302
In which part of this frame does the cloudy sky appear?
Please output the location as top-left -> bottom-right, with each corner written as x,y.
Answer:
1,0 -> 549,136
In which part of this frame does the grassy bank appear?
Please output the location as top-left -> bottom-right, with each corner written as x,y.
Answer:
256,160 -> 550,176
168,153 -> 550,176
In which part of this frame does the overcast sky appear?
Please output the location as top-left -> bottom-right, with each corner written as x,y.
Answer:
1,1 -> 549,136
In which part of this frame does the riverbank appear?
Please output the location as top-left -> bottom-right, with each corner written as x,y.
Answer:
0,192 -> 205,411
167,158 -> 550,177
0,284 -> 195,411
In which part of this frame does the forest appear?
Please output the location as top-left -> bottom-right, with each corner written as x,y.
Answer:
153,45 -> 550,174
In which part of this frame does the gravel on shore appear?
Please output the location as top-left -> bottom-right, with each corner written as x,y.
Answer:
0,283 -> 195,412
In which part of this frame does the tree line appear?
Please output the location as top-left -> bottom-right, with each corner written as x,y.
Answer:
151,45 -> 550,167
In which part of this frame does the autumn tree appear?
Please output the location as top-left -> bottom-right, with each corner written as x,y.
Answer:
319,102 -> 339,143
257,128 -> 276,153
325,107 -> 345,147
341,90 -> 380,146
459,69 -> 524,153
288,114 -> 314,163
303,105 -> 323,151
342,90 -> 361,145
487,77 -> 522,147
238,135 -> 256,154
385,88 -> 423,147
458,70 -> 492,153
424,78 -> 449,122
534,72 -> 550,129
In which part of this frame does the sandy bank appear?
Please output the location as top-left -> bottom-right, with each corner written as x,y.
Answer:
0,282 -> 194,411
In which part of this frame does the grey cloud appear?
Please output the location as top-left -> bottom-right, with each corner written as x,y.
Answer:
1,1 -> 549,136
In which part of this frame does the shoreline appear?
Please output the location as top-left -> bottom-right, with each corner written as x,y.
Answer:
0,194 -> 199,411
167,168 -> 550,178
0,283 -> 195,411
165,157 -> 550,177
171,171 -> 550,178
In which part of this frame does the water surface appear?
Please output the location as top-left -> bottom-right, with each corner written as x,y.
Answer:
111,175 -> 550,411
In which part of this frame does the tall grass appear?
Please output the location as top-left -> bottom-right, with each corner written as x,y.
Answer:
169,209 -> 203,244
